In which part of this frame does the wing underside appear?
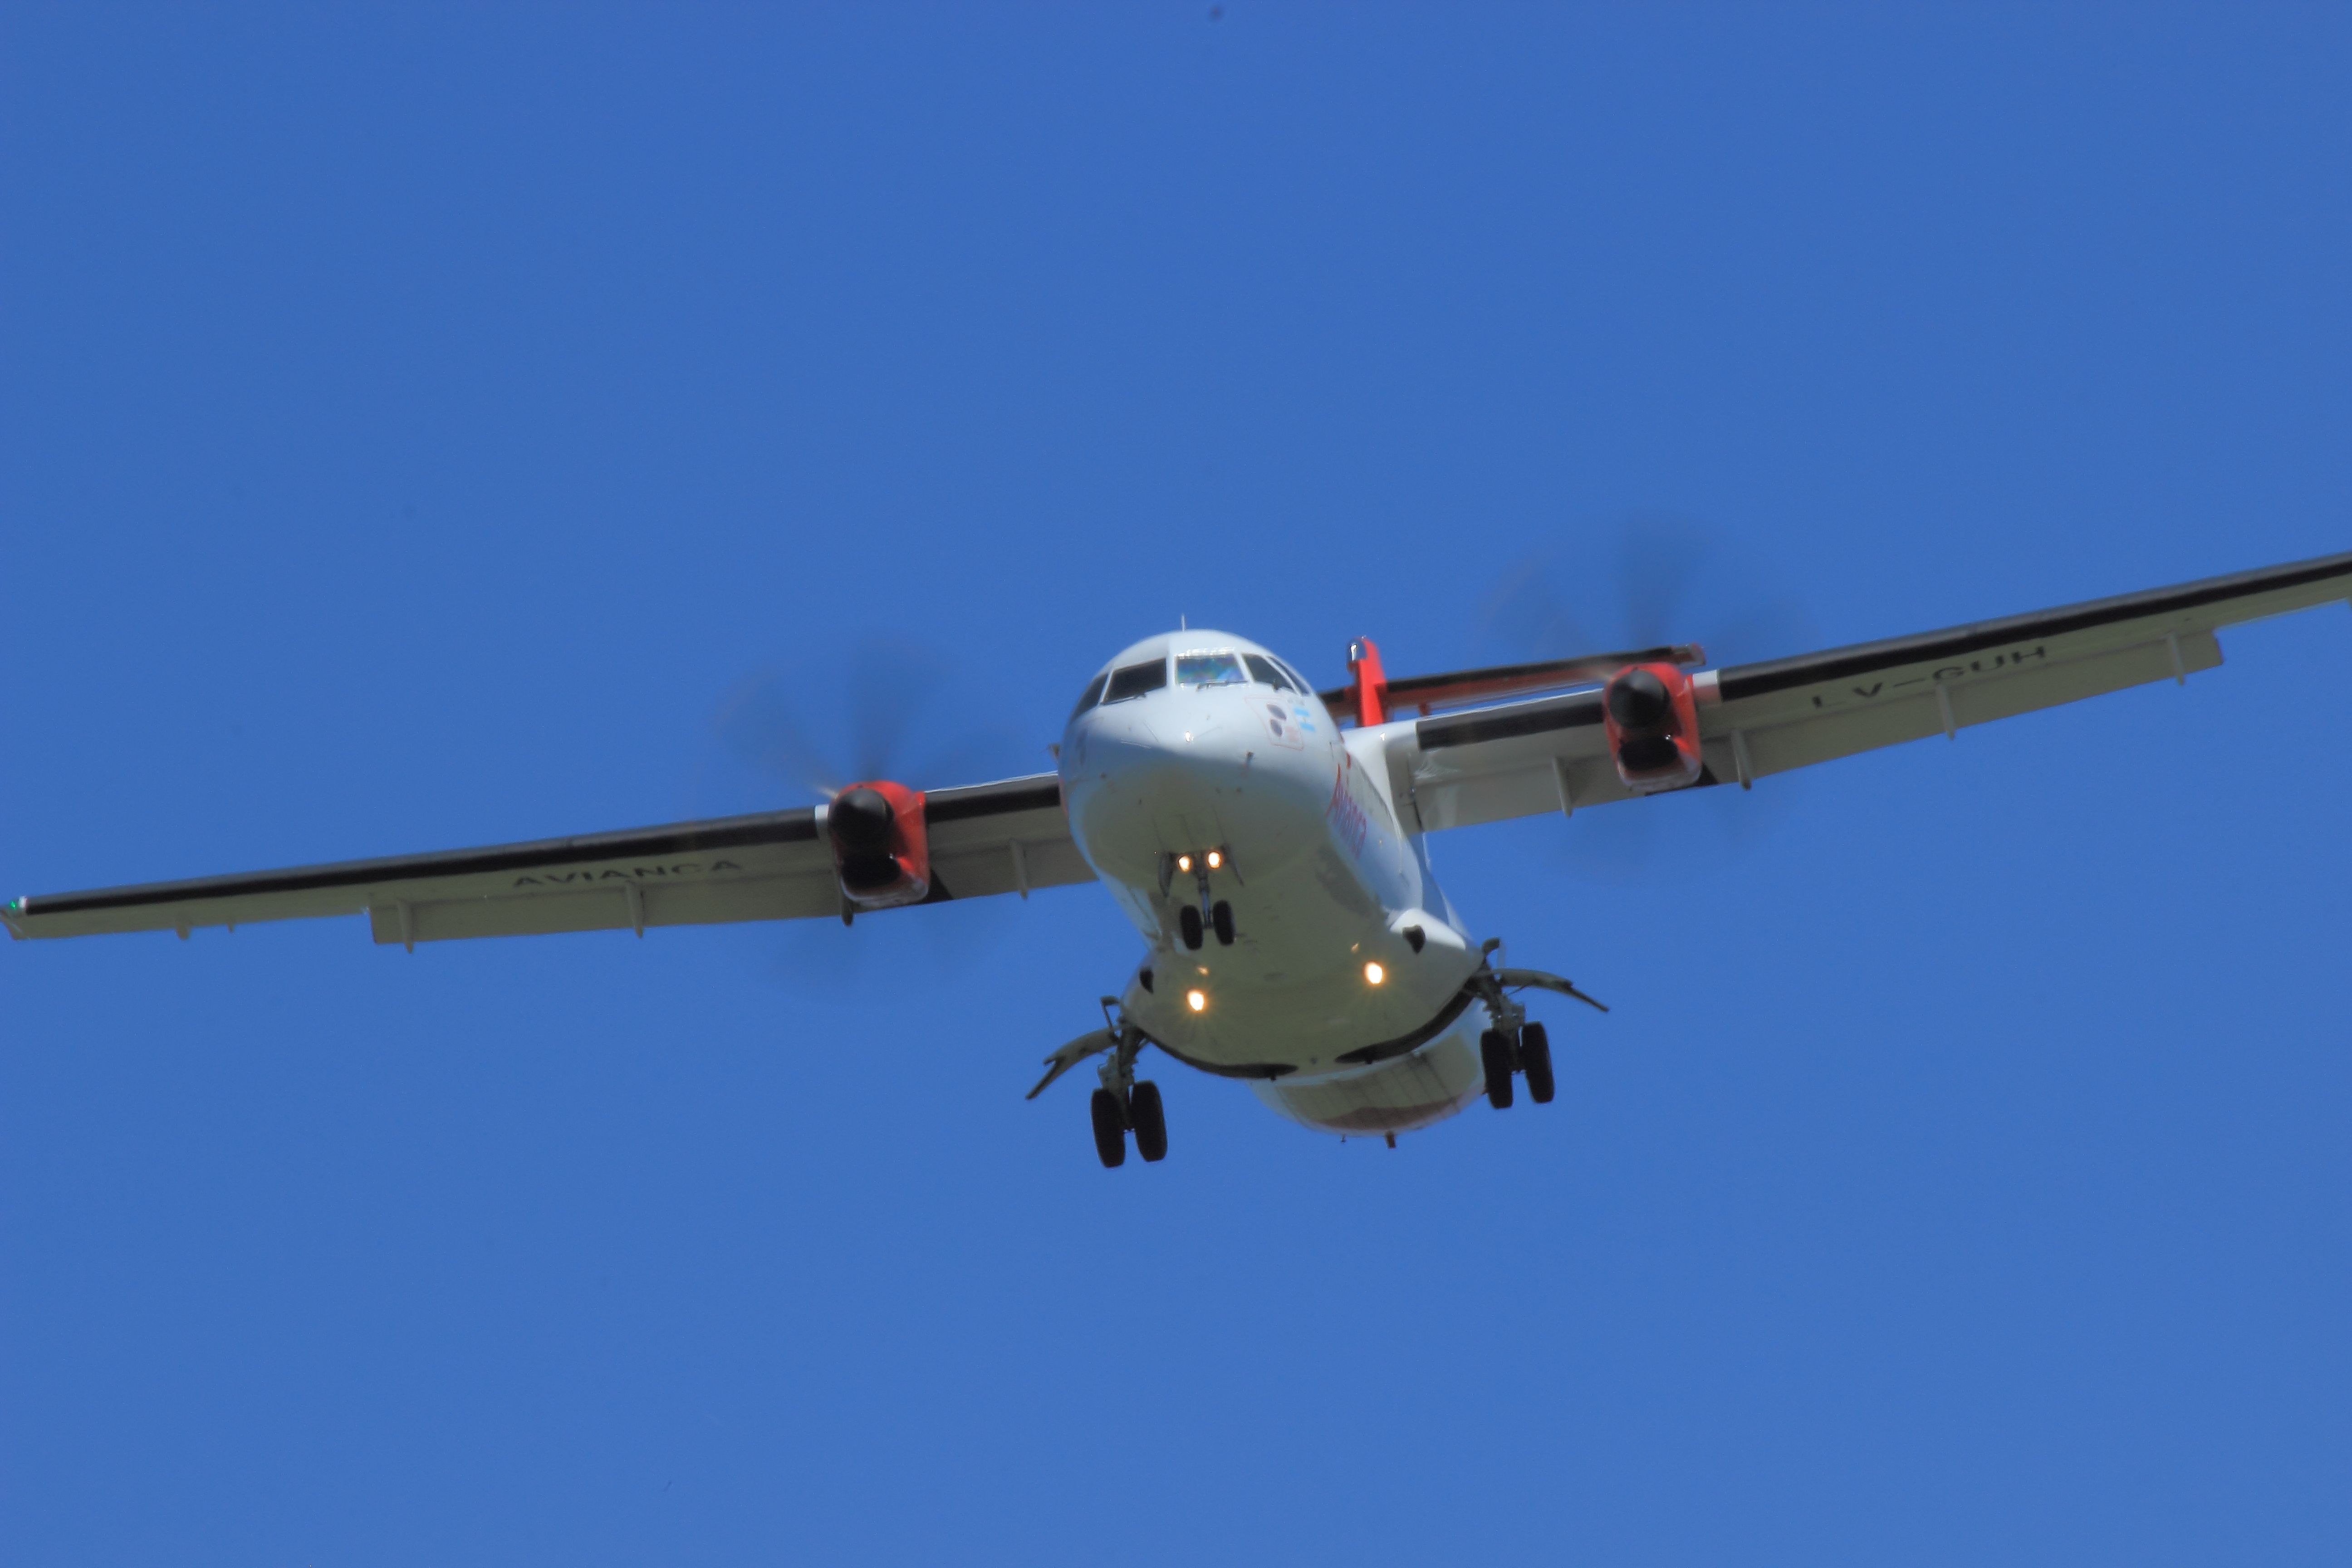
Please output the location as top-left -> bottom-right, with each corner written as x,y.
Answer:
1390,551 -> 2352,832
7,774 -> 1089,946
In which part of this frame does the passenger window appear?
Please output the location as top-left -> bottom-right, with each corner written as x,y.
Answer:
1102,658 -> 1168,703
1176,652 -> 1245,686
1070,672 -> 1108,720
1244,654 -> 1295,692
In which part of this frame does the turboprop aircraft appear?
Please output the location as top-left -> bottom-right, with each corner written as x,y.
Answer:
10,551 -> 2350,1166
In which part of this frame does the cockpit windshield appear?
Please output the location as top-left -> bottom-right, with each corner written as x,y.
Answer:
1102,658 -> 1168,704
1176,652 -> 1245,687
1243,653 -> 1295,692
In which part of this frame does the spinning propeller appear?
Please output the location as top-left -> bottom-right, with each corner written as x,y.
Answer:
1472,513 -> 1818,879
694,637 -> 1034,986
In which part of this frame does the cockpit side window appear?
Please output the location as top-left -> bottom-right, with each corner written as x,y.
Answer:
1243,654 -> 1295,692
1272,657 -> 1316,695
1102,658 -> 1169,703
1175,652 -> 1245,687
1070,672 -> 1108,720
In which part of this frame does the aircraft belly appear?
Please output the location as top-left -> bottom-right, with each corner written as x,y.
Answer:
1115,843 -> 1480,1073
1249,1019 -> 1487,1137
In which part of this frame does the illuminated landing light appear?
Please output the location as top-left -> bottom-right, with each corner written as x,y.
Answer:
1206,850 -> 1223,869
1176,854 -> 1193,872
1364,961 -> 1386,985
1186,989 -> 1208,1012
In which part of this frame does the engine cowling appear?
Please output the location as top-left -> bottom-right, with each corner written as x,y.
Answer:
826,779 -> 932,912
1602,663 -> 1704,793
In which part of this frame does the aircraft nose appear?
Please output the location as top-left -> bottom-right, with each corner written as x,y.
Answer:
1065,684 -> 1327,876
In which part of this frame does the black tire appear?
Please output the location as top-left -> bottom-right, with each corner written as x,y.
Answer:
1521,1022 -> 1555,1104
1090,1088 -> 1127,1167
1480,1029 -> 1515,1110
1130,1080 -> 1168,1162
1210,901 -> 1235,946
1178,906 -> 1204,951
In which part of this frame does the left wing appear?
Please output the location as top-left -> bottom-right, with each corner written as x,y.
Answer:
5,774 -> 1090,947
1386,550 -> 2352,832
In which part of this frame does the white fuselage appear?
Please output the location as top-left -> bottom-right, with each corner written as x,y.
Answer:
1057,631 -> 1493,1136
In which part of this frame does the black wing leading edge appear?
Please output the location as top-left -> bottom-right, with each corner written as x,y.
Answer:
6,773 -> 1089,946
1392,550 -> 2352,832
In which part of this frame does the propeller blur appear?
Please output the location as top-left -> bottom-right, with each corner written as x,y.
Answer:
8,551 -> 2351,1167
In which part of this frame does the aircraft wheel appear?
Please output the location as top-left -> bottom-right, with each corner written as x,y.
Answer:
1210,901 -> 1235,946
1178,906 -> 1204,951
1090,1088 -> 1128,1167
1520,1022 -> 1555,1104
1130,1080 -> 1168,1162
1480,1030 -> 1515,1109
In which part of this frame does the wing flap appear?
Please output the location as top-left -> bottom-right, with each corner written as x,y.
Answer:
10,808 -> 828,941
1707,552 -> 2348,734
930,838 -> 1097,902
1723,631 -> 2224,781
918,772 -> 1097,900
11,771 -> 1098,947
365,870 -> 842,946
1385,549 -> 2348,832
1402,689 -> 1653,830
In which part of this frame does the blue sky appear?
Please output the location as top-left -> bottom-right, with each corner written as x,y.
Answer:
4,5 -> 2348,1563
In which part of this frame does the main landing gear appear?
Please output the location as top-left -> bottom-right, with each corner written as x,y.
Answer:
1479,1021 -> 1553,1109
1093,1077 -> 1167,1167
1087,1023 -> 1167,1167
1469,939 -> 1605,1112
1026,1000 -> 1168,1168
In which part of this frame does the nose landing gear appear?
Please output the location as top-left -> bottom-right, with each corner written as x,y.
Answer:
1166,850 -> 1239,951
1178,900 -> 1235,951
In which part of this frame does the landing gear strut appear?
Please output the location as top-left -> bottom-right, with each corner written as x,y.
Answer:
1469,941 -> 1601,1112
1025,1001 -> 1173,1168
1026,1000 -> 1172,1167
1167,850 -> 1239,951
1084,1011 -> 1167,1167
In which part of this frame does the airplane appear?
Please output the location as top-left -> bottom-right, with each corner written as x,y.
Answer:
9,550 -> 2349,1166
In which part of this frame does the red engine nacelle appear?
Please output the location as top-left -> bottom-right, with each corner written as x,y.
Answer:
826,779 -> 932,915
1602,662 -> 1705,793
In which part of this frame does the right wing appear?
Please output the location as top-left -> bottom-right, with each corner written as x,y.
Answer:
1387,550 -> 2352,832
6,774 -> 1091,948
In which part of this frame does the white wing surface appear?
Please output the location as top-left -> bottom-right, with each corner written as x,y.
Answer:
1393,551 -> 2352,832
5,775 -> 1088,947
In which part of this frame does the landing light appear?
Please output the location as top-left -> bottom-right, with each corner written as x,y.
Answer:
1186,989 -> 1207,1012
1206,850 -> 1223,869
1176,854 -> 1192,873
1364,961 -> 1385,985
